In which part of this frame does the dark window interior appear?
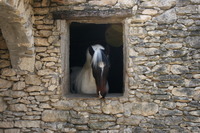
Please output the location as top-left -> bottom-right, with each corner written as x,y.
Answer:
70,22 -> 123,94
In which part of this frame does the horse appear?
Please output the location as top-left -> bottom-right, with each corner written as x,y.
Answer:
73,44 -> 110,98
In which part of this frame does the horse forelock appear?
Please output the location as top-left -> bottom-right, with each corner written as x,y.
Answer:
91,44 -> 107,68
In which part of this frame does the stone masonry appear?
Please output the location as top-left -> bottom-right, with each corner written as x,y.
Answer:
0,0 -> 200,132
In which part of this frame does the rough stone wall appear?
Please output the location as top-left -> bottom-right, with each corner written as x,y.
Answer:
0,0 -> 200,133
0,0 -> 35,71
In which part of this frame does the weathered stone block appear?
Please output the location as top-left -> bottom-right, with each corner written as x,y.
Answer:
9,104 -> 27,112
41,57 -> 58,62
12,91 -> 28,98
131,15 -> 151,23
161,101 -> 176,109
35,47 -> 47,52
12,81 -> 25,90
90,114 -> 116,122
118,0 -> 135,8
186,36 -> 200,48
4,129 -> 21,133
159,110 -> 183,116
35,61 -> 42,70
88,122 -> 115,129
52,0 -> 86,4
1,68 -> 16,76
35,96 -> 49,102
102,101 -> 123,114
26,86 -> 44,92
34,8 -> 49,15
155,75 -> 181,81
165,117 -> 182,125
42,110 -> 69,122
142,9 -> 158,15
176,5 -> 198,15
38,30 -> 52,37
172,88 -> 194,97
61,128 -> 77,133
184,116 -> 200,122
0,60 -> 10,68
0,122 -> 14,128
127,102 -> 159,116
141,0 -> 176,9
165,43 -> 183,50
51,100 -> 78,110
89,0 -> 117,6
189,110 -> 200,116
153,9 -> 177,24
14,120 -> 40,128
0,97 -> 7,112
37,69 -> 55,75
170,65 -> 189,74
35,37 -> 50,46
185,79 -> 200,87
25,75 -> 41,85
18,56 -> 35,72
117,115 -> 144,125
152,95 -> 171,100
148,30 -> 167,36
0,78 -> 13,89
152,64 -> 170,74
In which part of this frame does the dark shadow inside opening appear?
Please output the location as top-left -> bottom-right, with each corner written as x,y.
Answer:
70,22 -> 123,94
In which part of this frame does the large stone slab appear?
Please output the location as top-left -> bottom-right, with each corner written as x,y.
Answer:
185,79 -> 200,87
26,86 -> 44,92
4,129 -> 21,133
0,122 -> 14,128
153,9 -> 177,24
88,122 -> 115,130
42,110 -> 69,122
186,36 -> 200,48
12,81 -> 25,90
14,120 -> 40,128
126,102 -> 159,116
18,56 -> 35,72
11,91 -> 28,98
141,0 -> 176,9
51,100 -> 77,110
25,75 -> 41,85
0,78 -> 12,89
170,65 -> 189,74
9,104 -> 27,112
172,87 -> 195,97
117,115 -> 144,125
1,68 -> 16,76
102,101 -> 123,114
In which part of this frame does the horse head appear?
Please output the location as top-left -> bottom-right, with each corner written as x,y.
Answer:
89,44 -> 110,98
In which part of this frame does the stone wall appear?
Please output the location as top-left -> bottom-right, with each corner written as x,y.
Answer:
0,0 -> 200,132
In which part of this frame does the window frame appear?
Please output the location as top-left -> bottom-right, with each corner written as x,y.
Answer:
58,19 -> 129,98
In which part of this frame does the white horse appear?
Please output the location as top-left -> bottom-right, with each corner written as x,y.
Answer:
72,44 -> 110,98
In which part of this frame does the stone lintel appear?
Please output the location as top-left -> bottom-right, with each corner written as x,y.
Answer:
52,9 -> 132,20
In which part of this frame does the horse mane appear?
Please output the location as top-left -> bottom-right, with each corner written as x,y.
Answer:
75,46 -> 96,94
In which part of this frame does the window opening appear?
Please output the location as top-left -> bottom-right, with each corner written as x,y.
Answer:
69,22 -> 123,96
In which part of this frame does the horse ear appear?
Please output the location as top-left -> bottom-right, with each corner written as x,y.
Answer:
89,45 -> 94,56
